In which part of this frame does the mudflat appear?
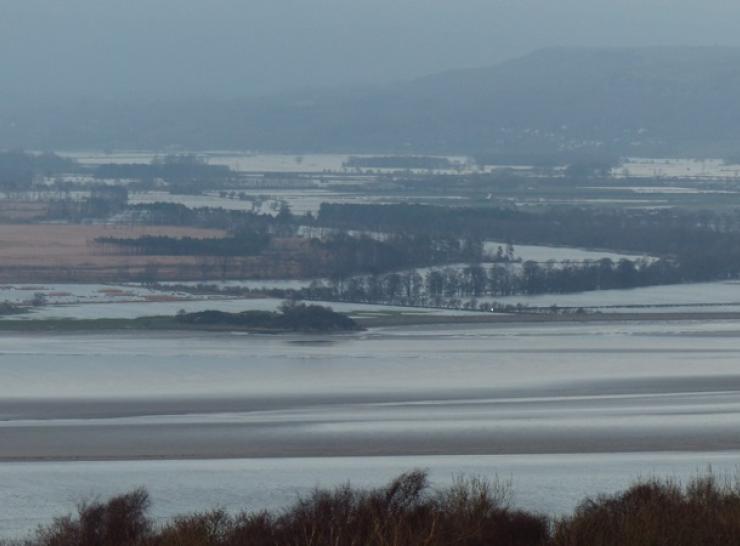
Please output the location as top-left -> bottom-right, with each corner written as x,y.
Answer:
2,321 -> 740,461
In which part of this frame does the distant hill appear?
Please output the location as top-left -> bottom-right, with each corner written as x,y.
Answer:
3,47 -> 740,157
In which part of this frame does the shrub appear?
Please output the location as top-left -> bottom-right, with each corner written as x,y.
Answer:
552,476 -> 740,546
16,473 -> 740,546
21,472 -> 548,546
33,489 -> 150,546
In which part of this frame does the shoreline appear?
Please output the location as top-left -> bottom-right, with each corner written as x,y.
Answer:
357,311 -> 740,327
2,445 -> 740,465
0,313 -> 362,334
3,446 -> 737,465
0,310 -> 738,334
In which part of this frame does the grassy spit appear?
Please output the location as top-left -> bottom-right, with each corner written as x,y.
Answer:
0,304 -> 362,333
4,310 -> 740,333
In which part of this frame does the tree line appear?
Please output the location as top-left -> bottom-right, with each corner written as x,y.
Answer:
31,184 -> 740,292
0,151 -> 77,190
313,233 -> 482,277
96,230 -> 271,257
315,203 -> 740,285
93,154 -> 233,187
276,256 -> 674,309
94,230 -> 484,281
343,156 -> 456,170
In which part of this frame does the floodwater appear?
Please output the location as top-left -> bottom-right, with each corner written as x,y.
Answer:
483,241 -> 650,263
10,280 -> 740,320
2,320 -> 740,536
128,188 -> 463,216
614,157 -> 740,180
61,152 -> 470,175
489,280 -> 740,311
128,189 -> 395,216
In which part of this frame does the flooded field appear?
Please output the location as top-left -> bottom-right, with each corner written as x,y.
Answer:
61,152 -> 740,180
614,158 -> 740,180
62,151 -> 354,173
488,280 -> 740,311
483,242 -> 651,263
61,152 -> 470,175
128,189 -> 467,216
8,279 -> 740,320
2,319 -> 740,535
128,189 -> 401,216
0,283 -> 193,306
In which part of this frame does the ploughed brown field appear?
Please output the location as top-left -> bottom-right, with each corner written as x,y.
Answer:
0,224 -> 310,282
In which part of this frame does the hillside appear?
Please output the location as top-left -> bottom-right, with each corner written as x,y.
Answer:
3,47 -> 740,156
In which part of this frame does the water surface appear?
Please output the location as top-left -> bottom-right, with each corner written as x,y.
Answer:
3,321 -> 740,536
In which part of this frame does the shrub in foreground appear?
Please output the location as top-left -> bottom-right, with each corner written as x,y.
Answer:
32,488 -> 150,546
13,472 -> 740,546
20,472 -> 547,546
552,475 -> 740,546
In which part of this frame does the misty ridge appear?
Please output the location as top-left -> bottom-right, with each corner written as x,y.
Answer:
3,46 -> 740,156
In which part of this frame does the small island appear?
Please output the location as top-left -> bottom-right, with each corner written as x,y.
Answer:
0,303 -> 362,334
176,302 -> 361,332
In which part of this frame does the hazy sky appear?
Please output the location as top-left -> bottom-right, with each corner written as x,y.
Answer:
2,0 -> 739,105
